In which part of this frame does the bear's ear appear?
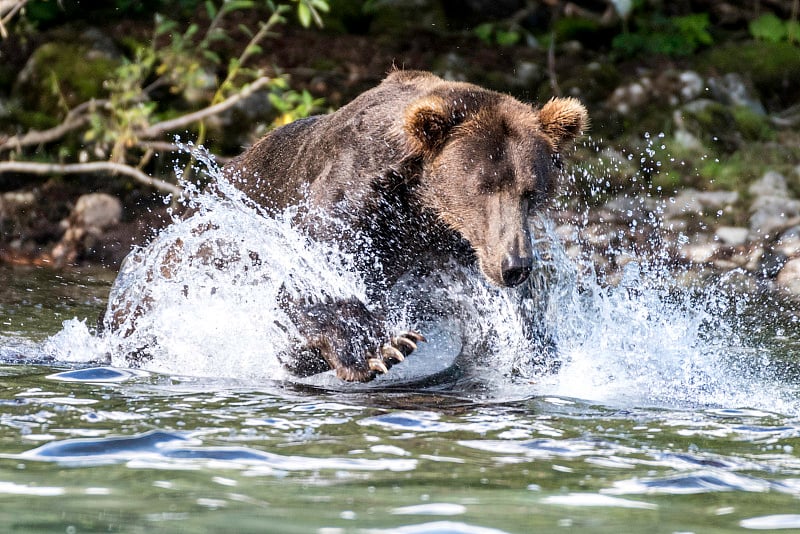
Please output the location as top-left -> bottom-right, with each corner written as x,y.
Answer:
538,97 -> 589,151
403,96 -> 454,155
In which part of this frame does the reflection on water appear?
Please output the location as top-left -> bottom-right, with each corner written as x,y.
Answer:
1,145 -> 800,531
0,362 -> 799,533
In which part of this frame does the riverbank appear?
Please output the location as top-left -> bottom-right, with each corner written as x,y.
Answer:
1,3 -> 799,297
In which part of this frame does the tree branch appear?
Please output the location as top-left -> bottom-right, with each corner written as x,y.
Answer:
137,76 -> 273,139
0,115 -> 90,153
0,0 -> 28,38
0,161 -> 182,196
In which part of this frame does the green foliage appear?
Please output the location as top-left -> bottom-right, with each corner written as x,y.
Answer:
552,17 -> 601,43
23,0 -> 204,25
11,42 -> 119,123
612,13 -> 712,57
474,22 -> 521,47
731,106 -> 775,142
85,48 -> 159,161
704,41 -> 800,108
16,0 -> 329,164
268,83 -> 325,126
749,13 -> 800,44
294,0 -> 330,28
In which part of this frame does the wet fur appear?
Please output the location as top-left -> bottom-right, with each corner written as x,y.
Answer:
108,70 -> 587,382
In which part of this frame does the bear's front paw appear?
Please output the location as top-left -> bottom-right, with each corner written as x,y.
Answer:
367,330 -> 427,375
281,294 -> 426,382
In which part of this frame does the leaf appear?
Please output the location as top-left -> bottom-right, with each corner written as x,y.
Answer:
202,49 -> 221,64
312,0 -> 329,13
155,17 -> 178,37
496,30 -> 521,47
673,13 -> 712,46
204,0 -> 217,19
749,13 -> 787,43
222,0 -> 255,14
238,23 -> 254,38
788,20 -> 800,43
268,92 -> 290,112
474,23 -> 494,44
245,44 -> 263,56
297,3 -> 311,28
184,23 -> 199,39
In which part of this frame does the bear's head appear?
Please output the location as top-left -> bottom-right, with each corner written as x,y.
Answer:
399,83 -> 588,287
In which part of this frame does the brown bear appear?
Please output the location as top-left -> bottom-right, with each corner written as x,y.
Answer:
104,70 -> 587,383
219,70 -> 587,381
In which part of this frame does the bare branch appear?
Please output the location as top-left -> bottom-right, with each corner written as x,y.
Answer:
137,76 -> 273,139
0,115 -> 89,153
0,0 -> 28,38
137,140 -> 184,153
0,98 -> 109,153
0,160 -> 182,196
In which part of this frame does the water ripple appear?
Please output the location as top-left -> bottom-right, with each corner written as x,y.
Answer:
541,493 -> 658,509
364,521 -> 510,534
605,471 -> 777,495
740,514 -> 800,530
12,429 -> 417,472
47,366 -> 149,382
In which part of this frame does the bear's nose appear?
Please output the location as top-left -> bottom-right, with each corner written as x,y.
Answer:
501,254 -> 533,287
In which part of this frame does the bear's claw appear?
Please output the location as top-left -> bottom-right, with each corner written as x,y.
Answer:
392,336 -> 416,352
368,358 -> 390,374
364,330 -> 426,377
381,345 -> 405,362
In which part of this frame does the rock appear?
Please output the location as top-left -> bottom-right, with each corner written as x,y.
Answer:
70,193 -> 122,231
673,128 -> 704,152
512,60 -> 543,88
676,241 -> 719,264
760,247 -> 788,278
608,78 -> 652,115
748,170 -> 789,198
596,147 -> 638,188
772,225 -> 800,257
745,246 -> 764,272
715,226 -> 749,246
749,196 -> 800,239
679,99 -> 741,151
0,190 -> 37,216
678,70 -> 704,102
13,27 -> 122,120
775,257 -> 800,295
603,194 -> 659,217
707,72 -> 766,116
607,69 -> 704,116
748,172 -> 800,239
663,188 -> 738,218
50,193 -> 122,267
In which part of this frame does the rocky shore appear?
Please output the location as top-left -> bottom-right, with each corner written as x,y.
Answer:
2,9 -> 799,298
551,168 -> 800,297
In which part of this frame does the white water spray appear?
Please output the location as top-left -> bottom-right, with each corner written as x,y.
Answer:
41,143 -> 799,412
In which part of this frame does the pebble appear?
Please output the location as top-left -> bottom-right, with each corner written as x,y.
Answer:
715,226 -> 749,246
664,189 -> 738,218
776,257 -> 800,295
70,193 -> 122,231
749,171 -> 789,198
676,242 -> 719,264
749,196 -> 800,239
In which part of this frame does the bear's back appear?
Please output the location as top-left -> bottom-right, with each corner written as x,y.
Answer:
222,71 -> 505,214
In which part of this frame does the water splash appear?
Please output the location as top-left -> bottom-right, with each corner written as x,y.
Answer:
537,133 -> 800,412
40,142 -> 800,413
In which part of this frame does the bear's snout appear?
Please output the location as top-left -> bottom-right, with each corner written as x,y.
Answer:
500,253 -> 533,287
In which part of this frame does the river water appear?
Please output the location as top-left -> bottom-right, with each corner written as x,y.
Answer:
2,150 -> 800,532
